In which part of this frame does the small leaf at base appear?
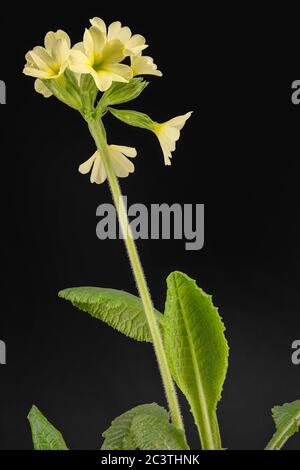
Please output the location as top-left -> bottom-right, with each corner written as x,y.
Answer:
101,403 -> 188,450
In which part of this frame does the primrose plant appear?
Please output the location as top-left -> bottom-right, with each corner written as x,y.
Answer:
24,17 -> 300,451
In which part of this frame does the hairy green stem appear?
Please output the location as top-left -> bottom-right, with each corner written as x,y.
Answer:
88,117 -> 185,435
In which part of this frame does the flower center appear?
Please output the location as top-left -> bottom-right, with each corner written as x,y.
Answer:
93,60 -> 104,72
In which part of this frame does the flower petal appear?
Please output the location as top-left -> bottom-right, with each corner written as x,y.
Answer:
83,28 -> 95,61
69,50 -> 91,73
154,124 -> 181,166
157,138 -> 172,166
131,55 -> 162,77
91,154 -> 107,184
79,153 -> 97,174
158,131 -> 177,153
23,66 -> 53,79
107,21 -> 122,41
109,149 -> 135,177
162,126 -> 180,143
90,70 -> 113,91
34,79 -> 52,97
118,26 -> 132,44
25,51 -> 34,66
45,30 -> 71,51
72,42 -> 85,53
51,38 -> 70,68
109,145 -> 137,158
89,26 -> 106,63
101,39 -> 125,65
165,112 -> 193,130
125,34 -> 148,55
90,17 -> 107,36
30,47 -> 56,73
44,31 -> 57,51
102,63 -> 133,82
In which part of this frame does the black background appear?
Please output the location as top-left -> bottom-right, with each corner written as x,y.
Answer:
0,4 -> 299,450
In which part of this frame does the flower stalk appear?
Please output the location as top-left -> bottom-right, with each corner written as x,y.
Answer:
87,116 -> 185,435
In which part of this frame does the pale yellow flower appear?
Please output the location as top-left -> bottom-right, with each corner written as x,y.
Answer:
153,112 -> 192,166
79,145 -> 137,184
69,26 -> 133,92
131,53 -> 162,77
23,30 -> 71,80
90,17 -> 147,56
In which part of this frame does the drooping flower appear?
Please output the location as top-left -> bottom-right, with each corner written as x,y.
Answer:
23,30 -> 71,80
79,145 -> 137,184
69,26 -> 133,92
152,112 -> 192,166
131,53 -> 162,77
90,17 -> 147,56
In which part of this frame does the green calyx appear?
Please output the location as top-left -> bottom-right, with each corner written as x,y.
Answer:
41,74 -> 149,121
96,78 -> 148,116
108,107 -> 155,130
43,70 -> 82,110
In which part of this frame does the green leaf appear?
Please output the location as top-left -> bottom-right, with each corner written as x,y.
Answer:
108,108 -> 154,130
101,403 -> 188,450
58,287 -> 163,342
130,413 -> 189,450
98,78 -> 148,113
163,271 -> 229,450
27,405 -> 69,450
265,400 -> 300,450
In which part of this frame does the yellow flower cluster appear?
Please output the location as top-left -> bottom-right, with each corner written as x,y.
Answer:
23,17 -> 162,94
23,17 -> 192,183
